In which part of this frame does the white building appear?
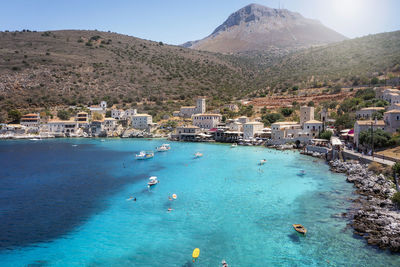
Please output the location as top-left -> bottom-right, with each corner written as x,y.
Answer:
300,106 -> 314,126
354,120 -> 385,148
237,116 -> 249,124
303,120 -> 323,137
89,101 -> 107,114
132,114 -> 153,130
227,121 -> 243,132
384,109 -> 400,133
76,112 -> 89,128
271,122 -> 302,141
123,109 -> 137,119
111,109 -> 125,120
356,107 -> 385,120
46,120 -> 77,135
104,118 -> 117,132
243,121 -> 264,140
381,89 -> 400,104
179,98 -> 206,118
192,113 -> 222,129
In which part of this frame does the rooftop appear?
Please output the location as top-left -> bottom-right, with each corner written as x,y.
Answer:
384,109 -> 400,114
193,113 -> 222,117
356,120 -> 385,126
133,114 -> 151,117
271,121 -> 299,125
244,121 -> 263,125
359,107 -> 385,111
304,120 -> 323,124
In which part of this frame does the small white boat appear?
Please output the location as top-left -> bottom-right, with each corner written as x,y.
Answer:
147,176 -> 159,186
136,151 -> 154,160
29,138 -> 40,141
156,144 -> 171,152
231,143 -> 237,148
259,159 -> 267,165
194,152 -> 203,158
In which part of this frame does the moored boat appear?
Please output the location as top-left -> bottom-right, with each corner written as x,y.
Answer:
147,176 -> 159,186
293,224 -> 307,235
156,144 -> 171,152
136,151 -> 154,160
231,143 -> 237,148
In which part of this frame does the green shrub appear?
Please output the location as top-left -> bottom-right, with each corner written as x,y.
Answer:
392,192 -> 400,207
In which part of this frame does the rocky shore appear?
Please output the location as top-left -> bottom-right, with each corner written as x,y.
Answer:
330,160 -> 400,252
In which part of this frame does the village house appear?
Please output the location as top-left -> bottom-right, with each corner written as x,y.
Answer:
111,109 -> 125,120
132,114 -> 153,130
356,107 -> 385,120
243,121 -> 264,140
300,106 -> 314,127
353,120 -> 385,148
303,120 -> 324,137
20,113 -> 40,127
227,120 -> 243,132
383,109 -> 400,133
178,98 -> 206,118
271,122 -> 302,141
237,116 -> 249,124
89,101 -> 107,114
104,118 -> 117,132
76,112 -> 89,128
174,125 -> 202,141
192,113 -> 222,129
46,120 -> 77,136
90,120 -> 105,136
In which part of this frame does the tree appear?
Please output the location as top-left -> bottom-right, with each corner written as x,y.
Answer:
280,107 -> 293,117
57,110 -> 70,120
334,113 -> 355,129
371,77 -> 379,85
307,101 -> 314,107
8,109 -> 22,123
106,110 -> 111,117
92,112 -> 103,121
319,130 -> 333,140
262,113 -> 283,125
359,128 -> 392,149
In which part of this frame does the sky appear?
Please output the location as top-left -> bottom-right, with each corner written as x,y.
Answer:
0,0 -> 399,45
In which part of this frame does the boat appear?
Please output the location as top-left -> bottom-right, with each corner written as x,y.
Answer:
136,151 -> 154,160
293,224 -> 307,235
147,176 -> 159,186
259,159 -> 267,165
156,144 -> 171,152
231,143 -> 237,148
29,138 -> 40,141
192,248 -> 200,262
222,260 -> 228,267
298,170 -> 306,176
194,152 -> 203,158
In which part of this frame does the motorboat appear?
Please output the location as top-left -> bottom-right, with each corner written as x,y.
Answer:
293,224 -> 307,235
147,176 -> 159,186
259,159 -> 267,165
136,151 -> 154,160
231,143 -> 237,148
156,144 -> 171,152
194,152 -> 203,158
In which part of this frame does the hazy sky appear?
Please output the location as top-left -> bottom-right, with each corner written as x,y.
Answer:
1,0 -> 399,44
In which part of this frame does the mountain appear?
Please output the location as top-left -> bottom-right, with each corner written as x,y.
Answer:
183,3 -> 347,53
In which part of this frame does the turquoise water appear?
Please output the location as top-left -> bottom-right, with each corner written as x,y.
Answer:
0,139 -> 399,266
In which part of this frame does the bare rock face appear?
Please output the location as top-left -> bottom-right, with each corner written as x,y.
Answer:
183,3 -> 347,53
330,160 -> 400,253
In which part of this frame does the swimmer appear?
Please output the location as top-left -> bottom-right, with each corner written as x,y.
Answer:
134,197 -> 136,202
167,208 -> 173,212
169,197 -> 173,201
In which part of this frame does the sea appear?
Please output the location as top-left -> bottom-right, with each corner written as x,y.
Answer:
0,138 -> 399,266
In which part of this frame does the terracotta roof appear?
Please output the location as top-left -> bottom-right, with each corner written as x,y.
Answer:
193,113 -> 222,117
271,121 -> 299,125
356,120 -> 385,126
359,107 -> 385,111
384,109 -> 400,114
22,113 -> 39,117
47,119 -> 76,123
304,120 -> 323,124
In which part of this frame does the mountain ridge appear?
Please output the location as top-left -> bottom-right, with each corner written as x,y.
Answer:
183,3 -> 347,53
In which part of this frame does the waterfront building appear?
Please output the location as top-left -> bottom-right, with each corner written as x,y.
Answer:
20,113 -> 40,127
303,120 -> 324,137
132,114 -> 153,130
243,121 -> 264,140
354,120 -> 385,148
300,106 -> 314,127
111,109 -> 125,120
383,109 -> 400,133
104,118 -> 117,132
76,112 -> 89,128
271,121 -> 302,141
46,120 -> 77,135
356,107 -> 385,120
123,109 -> 137,119
192,113 -> 222,129
174,125 -> 202,141
90,120 -> 105,136
178,98 -> 206,118
227,121 -> 243,132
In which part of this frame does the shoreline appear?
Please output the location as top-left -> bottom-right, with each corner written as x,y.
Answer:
329,160 -> 400,252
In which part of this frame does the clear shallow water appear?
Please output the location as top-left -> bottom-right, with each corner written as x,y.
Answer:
0,139 -> 399,266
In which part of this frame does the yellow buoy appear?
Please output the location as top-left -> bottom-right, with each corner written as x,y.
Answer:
192,248 -> 200,261
172,194 -> 177,199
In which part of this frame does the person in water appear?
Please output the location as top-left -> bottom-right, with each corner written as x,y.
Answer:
134,197 -> 136,201
167,208 -> 173,212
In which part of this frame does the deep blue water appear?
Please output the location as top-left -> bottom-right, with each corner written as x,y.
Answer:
0,139 -> 399,266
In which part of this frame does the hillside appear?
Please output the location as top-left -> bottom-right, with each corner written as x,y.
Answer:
251,31 -> 400,92
183,3 -> 347,53
0,30 -> 258,120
